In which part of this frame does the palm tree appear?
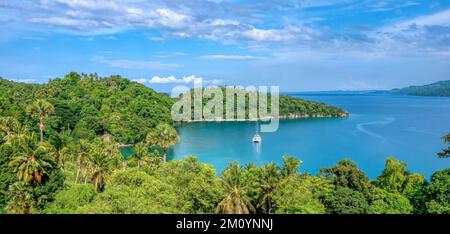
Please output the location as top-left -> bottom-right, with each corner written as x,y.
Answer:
104,139 -> 122,169
133,142 -> 151,170
146,123 -> 180,162
75,140 -> 90,184
26,99 -> 54,142
52,129 -> 73,167
258,163 -> 281,214
282,155 -> 302,178
0,116 -> 20,140
7,132 -> 54,184
89,151 -> 112,192
5,182 -> 35,214
87,141 -> 114,191
216,162 -> 254,214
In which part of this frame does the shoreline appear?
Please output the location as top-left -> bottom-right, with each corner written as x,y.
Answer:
179,112 -> 349,123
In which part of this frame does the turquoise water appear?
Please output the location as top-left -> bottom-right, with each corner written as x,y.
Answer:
170,93 -> 450,179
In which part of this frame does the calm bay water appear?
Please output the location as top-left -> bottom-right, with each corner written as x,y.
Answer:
169,93 -> 450,179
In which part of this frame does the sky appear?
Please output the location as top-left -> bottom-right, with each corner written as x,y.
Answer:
0,0 -> 450,92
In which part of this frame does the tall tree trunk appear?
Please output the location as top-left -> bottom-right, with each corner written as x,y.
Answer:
60,151 -> 65,168
84,165 -> 90,184
163,147 -> 167,162
75,161 -> 82,184
39,115 -> 44,142
94,177 -> 98,191
268,199 -> 272,214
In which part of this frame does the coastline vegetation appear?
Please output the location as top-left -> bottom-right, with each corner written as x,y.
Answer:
178,87 -> 348,122
438,133 -> 450,158
0,72 -> 448,214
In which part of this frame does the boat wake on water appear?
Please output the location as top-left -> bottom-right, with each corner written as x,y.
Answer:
356,117 -> 395,142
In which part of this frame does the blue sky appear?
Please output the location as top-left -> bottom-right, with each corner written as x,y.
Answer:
0,0 -> 450,92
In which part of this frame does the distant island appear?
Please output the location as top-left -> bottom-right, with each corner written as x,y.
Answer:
389,80 -> 450,97
179,87 -> 349,122
282,80 -> 450,97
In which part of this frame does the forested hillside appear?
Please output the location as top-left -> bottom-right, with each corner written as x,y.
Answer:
0,72 -> 174,144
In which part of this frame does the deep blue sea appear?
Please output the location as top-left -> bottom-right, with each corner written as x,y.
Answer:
171,93 -> 450,179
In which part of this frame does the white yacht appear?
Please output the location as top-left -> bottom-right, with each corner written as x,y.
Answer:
252,121 -> 262,143
252,134 -> 262,143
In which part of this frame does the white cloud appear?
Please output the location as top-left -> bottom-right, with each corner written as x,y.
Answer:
24,2 -> 195,34
201,54 -> 265,60
242,27 -> 294,42
151,75 -> 188,84
45,0 -> 121,11
132,78 -> 148,84
371,8 -> 450,57
148,36 -> 165,41
10,1 -> 319,44
154,52 -> 187,58
3,0 -> 450,57
9,78 -> 36,83
209,19 -> 240,26
385,8 -> 450,33
133,75 -> 221,85
398,8 -> 450,28
365,1 -> 420,13
155,8 -> 192,28
29,17 -> 106,28
93,56 -> 178,70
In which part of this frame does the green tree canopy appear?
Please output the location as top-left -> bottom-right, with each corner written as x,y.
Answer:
323,187 -> 369,214
26,99 -> 54,142
79,169 -> 182,214
424,169 -> 450,214
273,176 -> 325,214
156,156 -> 224,214
257,163 -> 282,214
44,184 -> 96,214
216,162 -> 254,214
437,133 -> 450,158
146,123 -> 180,162
319,159 -> 372,195
282,155 -> 302,178
7,132 -> 55,185
131,142 -> 152,170
5,182 -> 34,214
368,188 -> 413,214
376,157 -> 409,193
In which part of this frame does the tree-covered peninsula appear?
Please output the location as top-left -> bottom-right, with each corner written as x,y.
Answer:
174,87 -> 348,122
